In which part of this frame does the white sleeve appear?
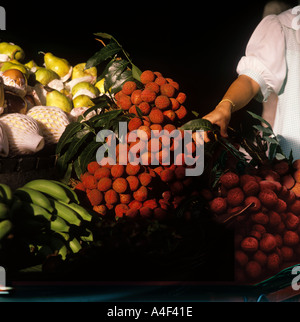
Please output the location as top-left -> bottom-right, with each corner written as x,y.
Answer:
236,14 -> 286,102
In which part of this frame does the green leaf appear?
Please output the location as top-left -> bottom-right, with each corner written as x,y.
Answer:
180,118 -> 213,132
82,100 -> 109,119
275,153 -> 287,161
109,69 -> 134,94
74,140 -> 102,179
93,32 -> 114,40
94,109 -> 123,128
104,60 -> 129,93
253,125 -> 274,136
85,40 -> 122,69
62,130 -> 92,165
263,136 -> 279,145
132,64 -> 142,82
247,110 -> 273,129
56,122 -> 83,154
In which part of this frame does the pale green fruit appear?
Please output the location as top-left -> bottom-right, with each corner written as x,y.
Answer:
73,95 -> 95,108
72,63 -> 97,81
0,61 -> 29,78
35,67 -> 60,86
71,81 -> 100,99
25,60 -> 38,70
95,78 -> 105,94
46,90 -> 73,113
44,52 -> 71,78
95,78 -> 111,94
0,42 -> 25,61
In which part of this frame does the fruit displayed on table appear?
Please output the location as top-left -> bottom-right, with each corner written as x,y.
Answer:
0,179 -> 95,262
0,41 -> 106,157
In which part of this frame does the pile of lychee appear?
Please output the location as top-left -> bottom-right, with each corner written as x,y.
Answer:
204,159 -> 300,283
75,70 -> 198,220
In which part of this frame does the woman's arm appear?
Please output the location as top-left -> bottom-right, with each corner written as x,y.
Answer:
202,75 -> 260,142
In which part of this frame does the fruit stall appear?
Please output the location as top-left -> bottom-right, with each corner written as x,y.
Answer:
0,33 -> 300,302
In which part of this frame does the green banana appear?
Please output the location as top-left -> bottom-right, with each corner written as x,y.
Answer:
59,201 -> 93,222
0,219 -> 13,241
0,183 -> 13,205
69,237 -> 82,254
80,228 -> 94,243
56,232 -> 82,253
50,216 -> 70,233
14,187 -> 55,213
48,234 -> 69,260
50,199 -> 81,226
55,232 -> 81,255
23,179 -> 71,203
37,244 -> 54,260
22,202 -> 53,221
50,180 -> 80,204
0,202 -> 9,220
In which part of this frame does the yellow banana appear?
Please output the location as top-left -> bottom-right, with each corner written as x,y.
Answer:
59,201 -> 93,222
14,187 -> 55,213
50,180 -> 80,204
24,179 -> 71,203
0,219 -> 13,241
0,202 -> 9,220
0,183 -> 13,205
50,199 -> 81,226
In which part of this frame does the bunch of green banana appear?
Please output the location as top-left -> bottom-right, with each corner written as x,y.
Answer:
0,183 -> 13,246
9,179 -> 96,261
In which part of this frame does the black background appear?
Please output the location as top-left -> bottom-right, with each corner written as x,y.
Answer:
1,0 -> 297,118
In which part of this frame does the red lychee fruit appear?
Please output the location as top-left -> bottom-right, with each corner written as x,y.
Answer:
209,197 -> 227,215
155,95 -> 171,110
97,177 -> 113,192
94,167 -> 111,180
122,81 -> 137,95
149,108 -> 164,124
241,237 -> 259,253
82,174 -> 98,190
283,230 -> 300,246
259,233 -> 277,253
87,189 -> 103,206
87,161 -> 100,174
258,189 -> 278,209
133,186 -> 148,202
128,117 -> 143,132
242,180 -> 260,196
219,172 -> 239,189
160,83 -> 176,98
140,70 -> 156,84
227,187 -> 245,207
115,204 -> 129,218
112,177 -> 128,194
141,89 -> 156,103
104,189 -> 119,205
131,90 -> 143,105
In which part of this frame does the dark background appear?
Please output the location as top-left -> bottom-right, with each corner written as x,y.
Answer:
0,0 -> 298,117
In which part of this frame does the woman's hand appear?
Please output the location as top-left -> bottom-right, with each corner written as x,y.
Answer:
202,101 -> 232,142
202,75 -> 260,143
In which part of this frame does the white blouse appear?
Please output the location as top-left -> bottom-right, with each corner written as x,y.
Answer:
236,7 -> 300,159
